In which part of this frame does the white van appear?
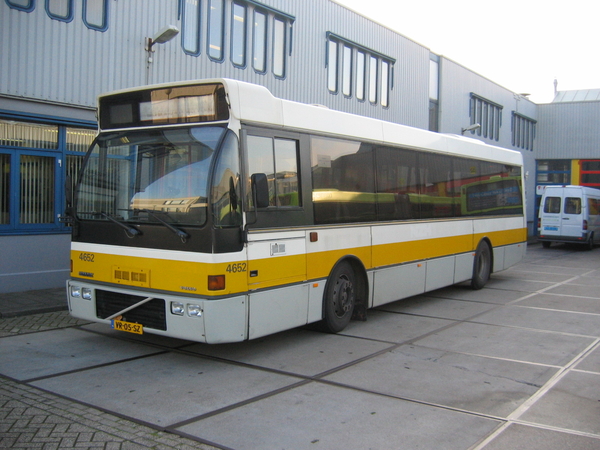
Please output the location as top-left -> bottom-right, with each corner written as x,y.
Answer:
538,185 -> 600,249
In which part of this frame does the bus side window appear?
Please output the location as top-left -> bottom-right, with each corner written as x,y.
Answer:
274,139 -> 300,207
246,135 -> 300,209
375,146 -> 418,220
311,136 -> 376,224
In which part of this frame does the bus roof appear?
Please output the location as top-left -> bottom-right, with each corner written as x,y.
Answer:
98,78 -> 523,166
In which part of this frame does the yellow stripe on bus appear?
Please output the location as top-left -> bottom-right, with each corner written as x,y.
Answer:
71,227 -> 526,297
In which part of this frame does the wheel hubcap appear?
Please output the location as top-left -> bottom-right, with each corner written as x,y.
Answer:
333,275 -> 354,317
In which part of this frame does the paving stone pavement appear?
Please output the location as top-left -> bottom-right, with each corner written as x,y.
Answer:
0,311 -> 90,338
0,313 -> 218,450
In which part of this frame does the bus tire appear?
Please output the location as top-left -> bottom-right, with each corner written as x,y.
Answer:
587,233 -> 594,250
542,241 -> 551,248
471,240 -> 492,290
322,261 -> 356,333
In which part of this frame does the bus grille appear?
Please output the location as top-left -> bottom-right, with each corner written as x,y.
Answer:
95,290 -> 167,331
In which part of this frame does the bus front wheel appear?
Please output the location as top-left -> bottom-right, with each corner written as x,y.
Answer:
322,262 -> 356,333
471,241 -> 492,290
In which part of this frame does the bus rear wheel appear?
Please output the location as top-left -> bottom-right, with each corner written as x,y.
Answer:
322,262 -> 356,333
471,241 -> 491,290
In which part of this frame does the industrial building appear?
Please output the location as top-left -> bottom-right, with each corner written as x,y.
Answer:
1,0 -> 598,293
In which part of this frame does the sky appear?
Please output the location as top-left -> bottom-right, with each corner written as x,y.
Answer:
334,0 -> 600,103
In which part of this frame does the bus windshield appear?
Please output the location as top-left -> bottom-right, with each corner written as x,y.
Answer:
75,126 -> 227,226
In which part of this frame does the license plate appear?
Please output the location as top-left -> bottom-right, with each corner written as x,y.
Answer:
111,319 -> 144,335
544,226 -> 558,231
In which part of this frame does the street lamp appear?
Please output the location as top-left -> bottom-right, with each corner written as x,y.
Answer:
461,123 -> 481,135
145,25 -> 180,52
145,25 -> 179,84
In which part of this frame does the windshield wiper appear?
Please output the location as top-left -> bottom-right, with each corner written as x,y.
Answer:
133,209 -> 189,242
80,211 -> 142,236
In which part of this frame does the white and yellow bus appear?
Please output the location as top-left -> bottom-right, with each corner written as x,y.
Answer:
66,79 -> 527,343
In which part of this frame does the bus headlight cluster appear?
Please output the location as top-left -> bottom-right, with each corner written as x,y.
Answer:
170,301 -> 202,318
70,286 -> 92,300
187,304 -> 202,317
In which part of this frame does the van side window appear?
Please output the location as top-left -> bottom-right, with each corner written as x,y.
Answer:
544,197 -> 561,214
564,197 -> 581,215
588,198 -> 600,216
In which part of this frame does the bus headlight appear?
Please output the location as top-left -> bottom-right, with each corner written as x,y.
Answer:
81,288 -> 92,300
187,304 -> 202,317
170,301 -> 185,315
70,286 -> 81,297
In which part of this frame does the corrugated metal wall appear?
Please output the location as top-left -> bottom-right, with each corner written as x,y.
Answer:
537,101 -> 600,159
439,58 -> 538,144
0,0 -> 430,129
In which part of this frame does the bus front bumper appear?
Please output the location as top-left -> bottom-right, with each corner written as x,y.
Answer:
66,280 -> 248,344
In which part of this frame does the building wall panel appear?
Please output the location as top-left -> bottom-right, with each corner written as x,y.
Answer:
537,102 -> 600,159
1,0 -> 431,129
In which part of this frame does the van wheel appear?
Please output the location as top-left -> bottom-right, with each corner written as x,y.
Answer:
471,241 -> 491,290
542,241 -> 551,248
587,234 -> 594,250
322,262 -> 356,333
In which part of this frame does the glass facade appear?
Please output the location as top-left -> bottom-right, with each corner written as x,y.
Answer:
0,118 -> 95,234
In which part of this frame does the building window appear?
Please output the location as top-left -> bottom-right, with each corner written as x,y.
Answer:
82,0 -> 108,31
368,55 -> 377,103
66,127 -> 96,201
0,120 -> 58,149
429,56 -> 439,132
20,154 -> 56,224
252,9 -> 267,72
182,0 -> 201,55
327,39 -> 338,93
536,160 -> 570,185
0,153 -> 10,225
204,1 -> 293,76
381,60 -> 390,107
469,93 -> 502,141
208,0 -> 224,60
342,45 -> 352,97
580,160 -> 600,187
0,118 -> 95,234
231,2 -> 247,67
327,33 -> 394,107
5,0 -> 35,12
46,0 -> 73,22
356,51 -> 365,101
272,16 -> 286,78
511,112 -> 536,151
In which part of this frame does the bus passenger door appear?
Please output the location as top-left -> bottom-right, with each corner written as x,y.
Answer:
244,131 -> 310,338
246,231 -> 307,289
